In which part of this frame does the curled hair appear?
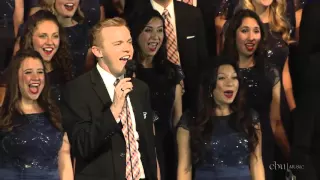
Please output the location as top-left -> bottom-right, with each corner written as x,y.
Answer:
240,0 -> 290,42
189,56 -> 258,165
20,10 -> 72,82
0,49 -> 62,131
223,9 -> 266,64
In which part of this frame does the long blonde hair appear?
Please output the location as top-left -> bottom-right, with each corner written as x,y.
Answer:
39,0 -> 85,23
239,0 -> 290,42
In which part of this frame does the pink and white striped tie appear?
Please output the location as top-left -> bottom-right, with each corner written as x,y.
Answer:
120,101 -> 143,180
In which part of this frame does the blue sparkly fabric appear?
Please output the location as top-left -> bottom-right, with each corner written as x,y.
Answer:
81,0 -> 101,28
0,113 -> 63,180
65,24 -> 90,77
178,111 -> 260,180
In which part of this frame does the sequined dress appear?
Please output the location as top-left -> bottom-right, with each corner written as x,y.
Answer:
81,0 -> 101,28
0,0 -> 15,70
178,111 -> 260,180
65,24 -> 90,77
0,113 -> 63,180
239,61 -> 280,180
48,69 -> 67,105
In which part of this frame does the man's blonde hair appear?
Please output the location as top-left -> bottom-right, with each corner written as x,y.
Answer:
91,17 -> 128,47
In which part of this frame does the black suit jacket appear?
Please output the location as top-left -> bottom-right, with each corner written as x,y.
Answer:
173,1 -> 209,111
290,52 -> 320,180
196,0 -> 219,57
61,67 -> 157,180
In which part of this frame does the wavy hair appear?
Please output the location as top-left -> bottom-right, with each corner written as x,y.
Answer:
189,56 -> 258,165
39,0 -> 85,23
0,49 -> 62,131
20,10 -> 72,82
239,0 -> 290,42
223,9 -> 266,65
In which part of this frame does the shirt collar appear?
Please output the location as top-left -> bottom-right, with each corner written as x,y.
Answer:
96,63 -> 123,87
151,0 -> 175,17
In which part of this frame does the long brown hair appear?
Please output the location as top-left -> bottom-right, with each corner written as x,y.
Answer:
20,10 -> 72,81
239,0 -> 290,42
0,49 -> 62,131
189,56 -> 258,165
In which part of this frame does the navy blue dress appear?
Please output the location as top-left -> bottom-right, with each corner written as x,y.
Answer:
178,111 -> 260,180
48,69 -> 67,105
0,113 -> 63,180
0,0 -> 15,70
81,0 -> 101,28
65,23 -> 90,77
239,62 -> 280,180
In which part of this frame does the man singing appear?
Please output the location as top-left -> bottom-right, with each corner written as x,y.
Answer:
61,17 -> 158,180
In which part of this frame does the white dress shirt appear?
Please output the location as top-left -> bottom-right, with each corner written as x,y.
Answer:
177,0 -> 197,7
151,0 -> 179,45
96,64 -> 145,179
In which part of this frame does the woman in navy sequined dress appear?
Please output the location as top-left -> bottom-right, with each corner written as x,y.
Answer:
18,10 -> 73,105
128,9 -> 184,180
223,9 -> 287,180
176,57 -> 264,180
0,50 -> 73,179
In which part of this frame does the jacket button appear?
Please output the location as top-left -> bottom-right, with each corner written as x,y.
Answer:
120,153 -> 125,158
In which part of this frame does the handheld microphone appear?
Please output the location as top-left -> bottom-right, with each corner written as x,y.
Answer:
124,60 -> 136,78
113,60 -> 136,87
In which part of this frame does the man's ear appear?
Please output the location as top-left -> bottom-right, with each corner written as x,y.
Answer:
91,46 -> 103,58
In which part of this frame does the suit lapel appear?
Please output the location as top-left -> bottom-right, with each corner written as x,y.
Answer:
90,67 -> 112,107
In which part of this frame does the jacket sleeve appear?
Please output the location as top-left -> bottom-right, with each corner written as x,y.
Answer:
61,83 -> 121,160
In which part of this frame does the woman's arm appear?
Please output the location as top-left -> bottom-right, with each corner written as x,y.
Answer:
283,57 -> 296,110
58,133 -> 74,180
250,123 -> 265,180
100,5 -> 105,20
214,16 -> 226,55
295,9 -> 303,41
152,124 -> 161,180
172,84 -> 183,128
13,37 -> 21,56
13,0 -> 24,37
176,127 -> 192,180
270,81 -> 290,159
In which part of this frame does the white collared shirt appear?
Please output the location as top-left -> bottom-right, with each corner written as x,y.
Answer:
176,0 -> 197,7
96,64 -> 145,179
151,0 -> 179,44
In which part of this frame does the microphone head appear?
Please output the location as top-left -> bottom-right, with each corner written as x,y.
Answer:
124,60 -> 137,78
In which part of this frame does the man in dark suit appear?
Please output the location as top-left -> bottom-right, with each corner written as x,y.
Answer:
176,0 -> 219,58
61,17 -> 158,180
150,0 -> 209,112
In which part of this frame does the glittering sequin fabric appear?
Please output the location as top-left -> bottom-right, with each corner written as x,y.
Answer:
179,112 -> 259,179
65,24 -> 90,77
0,113 -> 63,180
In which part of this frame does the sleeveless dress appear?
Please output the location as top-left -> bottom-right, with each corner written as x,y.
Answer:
178,110 -> 260,180
0,113 -> 63,180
